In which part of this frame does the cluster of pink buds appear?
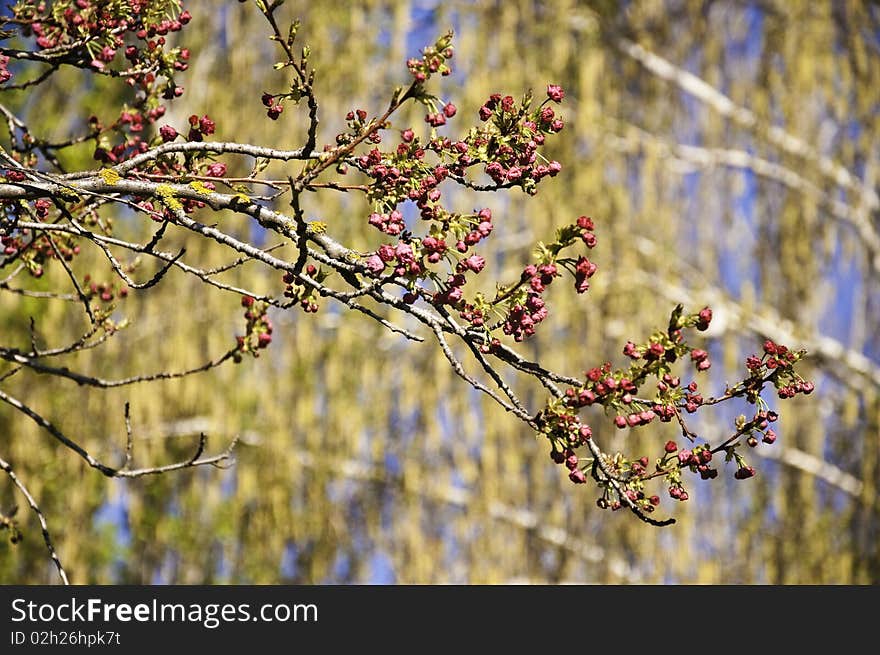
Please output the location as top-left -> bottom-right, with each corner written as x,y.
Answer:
614,409 -> 657,429
744,339 -> 812,399
406,31 -> 453,82
565,364 -> 638,409
234,295 -> 274,361
5,2 -> 194,168
82,274 -> 128,305
523,262 -> 558,293
677,447 -> 718,480
368,210 -> 406,236
282,266 -> 321,313
502,293 -> 548,342
536,104 -> 564,134
1,226 -> 83,277
546,414 -> 593,484
682,381 -> 703,413
690,348 -> 711,371
455,209 -> 493,251
364,242 -> 423,278
668,485 -> 690,501
415,236 -> 445,264
573,256 -> 597,293
425,103 -> 456,127
186,114 -> 216,142
261,92 -> 284,120
477,90 -> 565,192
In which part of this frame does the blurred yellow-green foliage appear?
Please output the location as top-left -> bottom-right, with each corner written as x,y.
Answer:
1,0 -> 878,584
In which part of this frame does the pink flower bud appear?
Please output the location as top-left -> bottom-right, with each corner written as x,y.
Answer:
364,255 -> 384,274
462,255 -> 485,273
206,163 -> 227,177
697,306 -> 713,330
690,349 -> 708,362
568,468 -> 586,484
734,466 -> 756,480
159,125 -> 177,142
546,84 -> 565,102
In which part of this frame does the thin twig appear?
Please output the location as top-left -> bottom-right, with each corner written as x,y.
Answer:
0,453 -> 70,584
122,401 -> 134,470
0,346 -> 237,388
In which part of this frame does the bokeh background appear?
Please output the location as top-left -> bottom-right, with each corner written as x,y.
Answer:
1,0 -> 878,584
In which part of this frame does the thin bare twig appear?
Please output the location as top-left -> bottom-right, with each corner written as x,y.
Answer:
0,453 -> 70,584
0,388 -> 238,480
0,346 -> 237,388
122,402 -> 134,470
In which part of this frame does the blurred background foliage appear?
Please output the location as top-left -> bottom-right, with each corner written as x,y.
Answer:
1,0 -> 878,583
